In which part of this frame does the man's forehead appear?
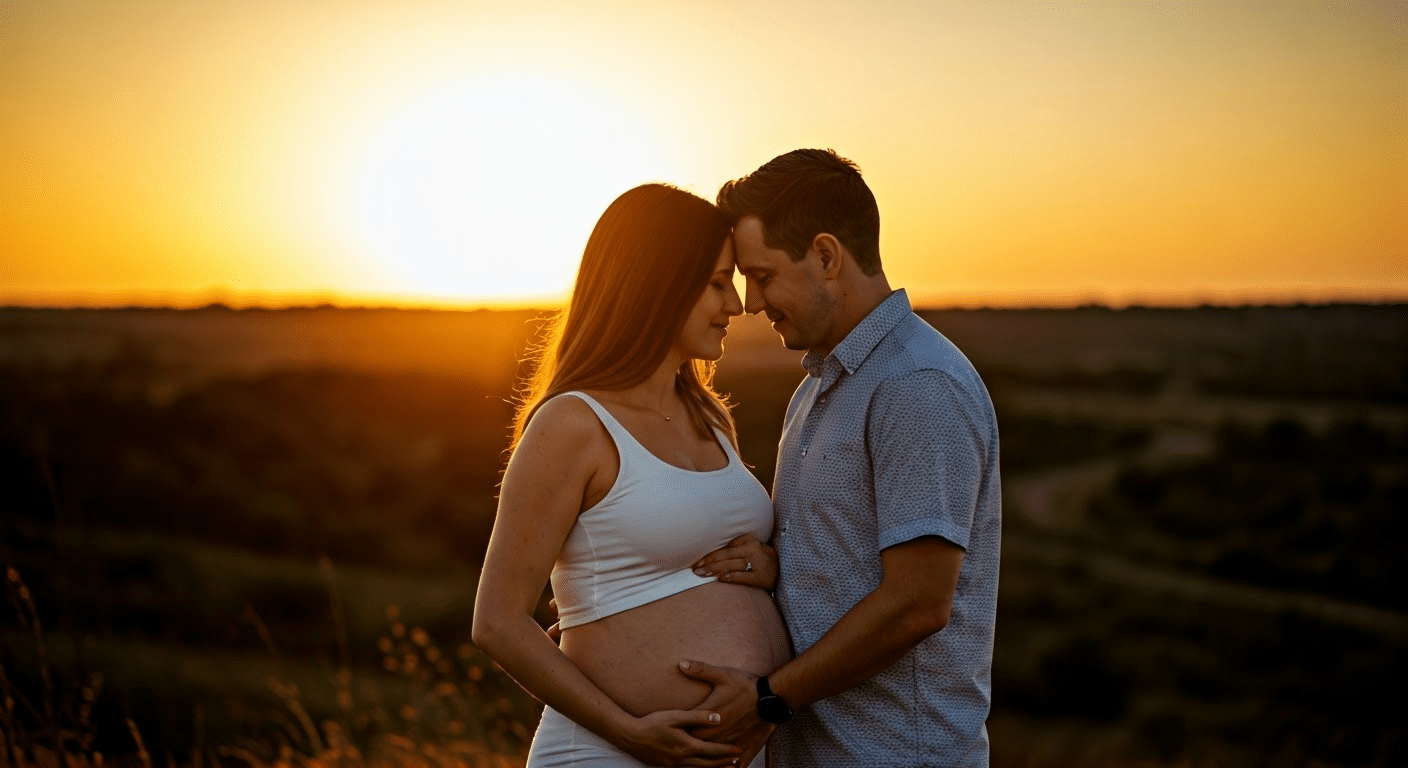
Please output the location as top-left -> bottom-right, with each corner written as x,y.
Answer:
732,217 -> 784,270
733,247 -> 775,272
734,215 -> 769,244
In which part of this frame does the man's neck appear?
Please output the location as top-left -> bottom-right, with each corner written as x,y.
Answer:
811,276 -> 894,357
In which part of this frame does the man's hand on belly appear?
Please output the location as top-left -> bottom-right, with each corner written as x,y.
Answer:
714,720 -> 771,768
678,660 -> 772,753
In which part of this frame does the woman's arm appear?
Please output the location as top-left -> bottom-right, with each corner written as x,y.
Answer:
471,396 -> 741,767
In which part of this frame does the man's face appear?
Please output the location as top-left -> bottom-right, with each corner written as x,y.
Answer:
732,216 -> 836,352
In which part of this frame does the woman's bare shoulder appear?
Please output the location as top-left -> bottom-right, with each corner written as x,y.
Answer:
520,393 -> 611,454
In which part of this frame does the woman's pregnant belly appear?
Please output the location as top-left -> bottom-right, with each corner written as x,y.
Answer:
560,581 -> 793,717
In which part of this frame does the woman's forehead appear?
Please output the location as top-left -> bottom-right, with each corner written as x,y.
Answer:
714,238 -> 737,271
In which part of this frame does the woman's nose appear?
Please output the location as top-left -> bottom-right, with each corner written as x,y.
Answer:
725,282 -> 744,316
744,284 -> 766,316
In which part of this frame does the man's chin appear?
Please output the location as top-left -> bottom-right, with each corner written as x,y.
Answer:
780,334 -> 810,351
771,319 -> 809,350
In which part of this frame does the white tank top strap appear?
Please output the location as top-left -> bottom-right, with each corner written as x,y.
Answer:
713,427 -> 741,463
554,391 -> 646,465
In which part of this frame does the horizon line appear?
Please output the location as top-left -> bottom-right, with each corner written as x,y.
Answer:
2,286 -> 1405,313
4,299 -> 1407,313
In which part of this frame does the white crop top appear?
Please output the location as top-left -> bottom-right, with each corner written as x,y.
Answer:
548,391 -> 774,630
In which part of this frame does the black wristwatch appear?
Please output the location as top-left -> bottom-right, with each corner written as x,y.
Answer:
755,675 -> 794,725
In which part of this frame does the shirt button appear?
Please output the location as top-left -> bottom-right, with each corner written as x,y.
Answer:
801,448 -> 808,457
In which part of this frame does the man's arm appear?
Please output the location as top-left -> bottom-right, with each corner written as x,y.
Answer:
684,368 -> 986,740
771,535 -> 962,706
682,537 -> 962,741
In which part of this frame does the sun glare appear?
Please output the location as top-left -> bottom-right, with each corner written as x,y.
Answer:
338,73 -> 668,304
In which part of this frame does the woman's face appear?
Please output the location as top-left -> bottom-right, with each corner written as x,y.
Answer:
674,239 -> 744,362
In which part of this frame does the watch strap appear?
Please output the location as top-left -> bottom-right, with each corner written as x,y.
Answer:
756,675 -> 775,699
755,674 -> 794,725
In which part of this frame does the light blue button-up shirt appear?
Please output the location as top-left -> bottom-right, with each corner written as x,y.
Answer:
771,289 -> 1002,768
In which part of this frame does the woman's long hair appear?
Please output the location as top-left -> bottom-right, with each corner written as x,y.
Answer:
511,184 -> 738,452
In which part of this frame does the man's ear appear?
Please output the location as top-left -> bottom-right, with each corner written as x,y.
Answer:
812,233 -> 844,279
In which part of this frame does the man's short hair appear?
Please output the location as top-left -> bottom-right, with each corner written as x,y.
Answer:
716,148 -> 882,276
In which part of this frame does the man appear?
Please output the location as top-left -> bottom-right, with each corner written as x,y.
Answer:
682,148 -> 1002,766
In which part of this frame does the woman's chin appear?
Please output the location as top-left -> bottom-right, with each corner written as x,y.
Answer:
690,344 -> 726,363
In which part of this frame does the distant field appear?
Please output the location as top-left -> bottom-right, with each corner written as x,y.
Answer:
2,304 -> 1405,766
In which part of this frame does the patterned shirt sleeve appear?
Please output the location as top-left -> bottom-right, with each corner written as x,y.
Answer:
867,368 -> 989,552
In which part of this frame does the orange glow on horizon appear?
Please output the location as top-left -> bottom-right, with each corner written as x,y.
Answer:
5,282 -> 1403,313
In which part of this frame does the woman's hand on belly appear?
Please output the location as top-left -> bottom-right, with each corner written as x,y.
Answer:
612,710 -> 743,768
692,534 -> 778,592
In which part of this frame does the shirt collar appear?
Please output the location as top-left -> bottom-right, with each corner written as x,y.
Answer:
801,289 -> 911,378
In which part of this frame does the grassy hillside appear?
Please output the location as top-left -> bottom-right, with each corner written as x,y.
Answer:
2,304 -> 1405,766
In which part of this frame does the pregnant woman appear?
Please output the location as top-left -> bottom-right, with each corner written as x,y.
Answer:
472,184 -> 791,767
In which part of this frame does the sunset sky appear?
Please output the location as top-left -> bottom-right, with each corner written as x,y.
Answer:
2,0 -> 1403,308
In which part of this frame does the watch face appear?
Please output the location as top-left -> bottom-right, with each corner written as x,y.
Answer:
758,695 -> 793,725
